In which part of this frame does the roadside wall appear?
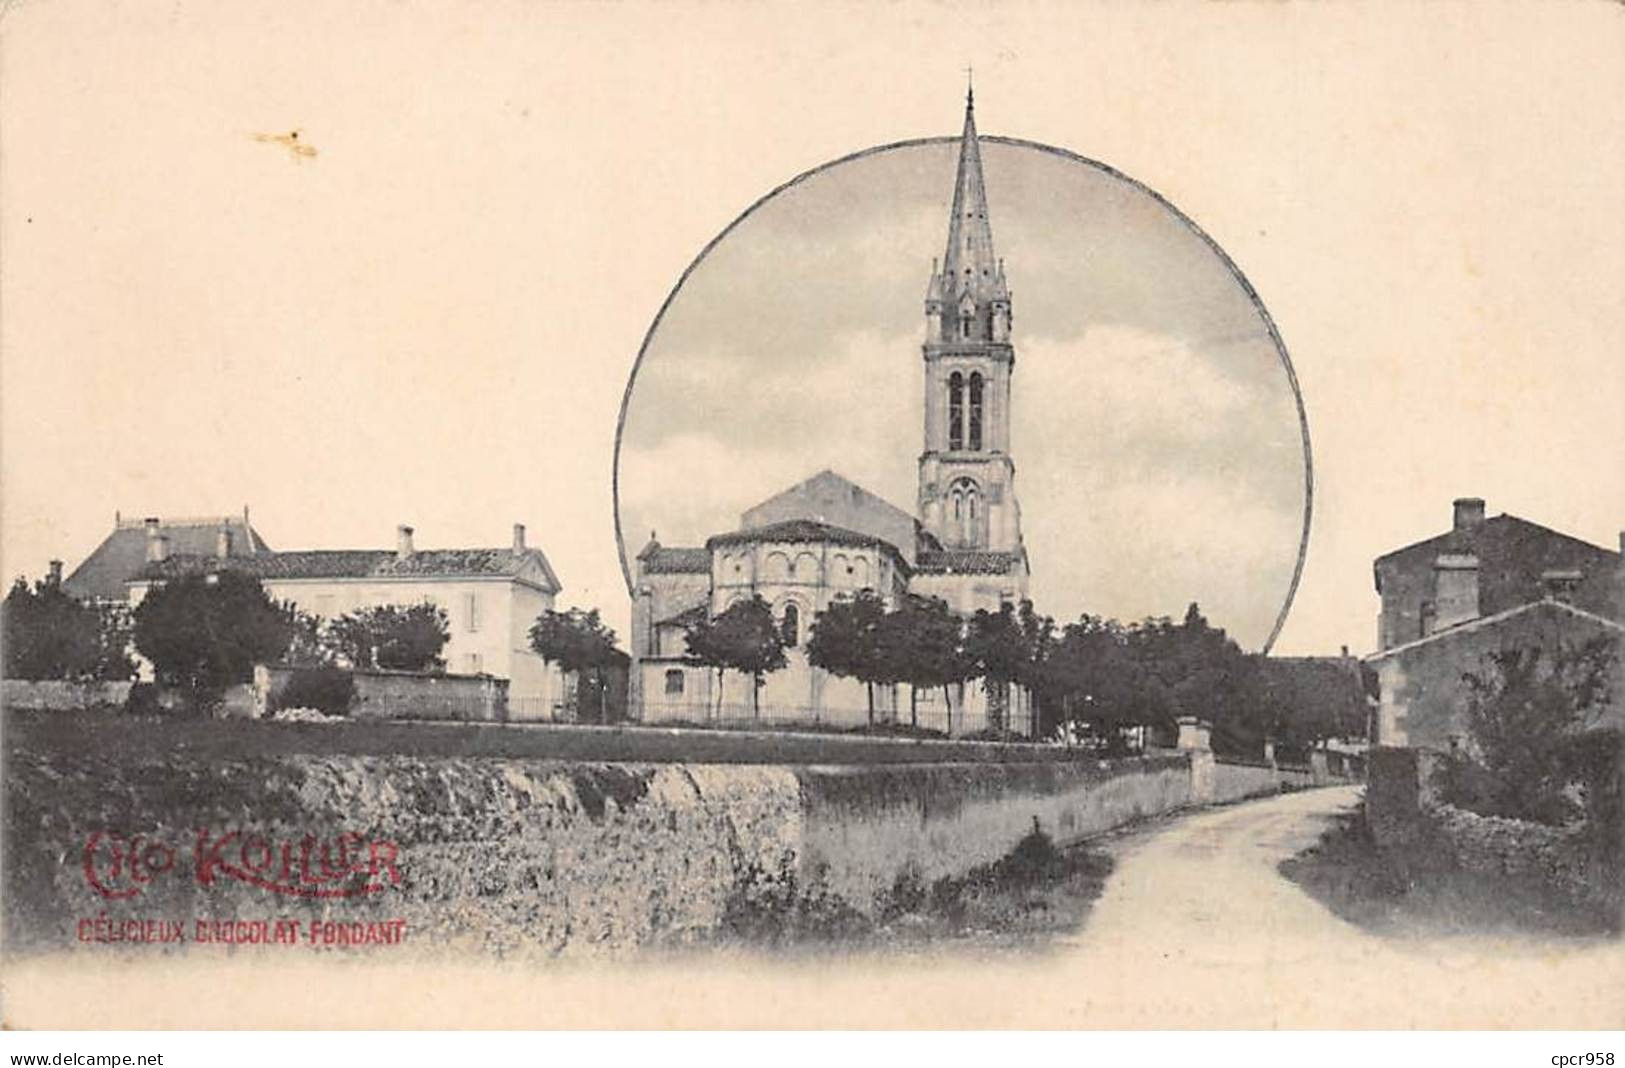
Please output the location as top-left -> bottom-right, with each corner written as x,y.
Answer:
2,679 -> 132,711
5,735 -> 1347,960
1211,759 -> 1315,804
797,755 -> 1193,906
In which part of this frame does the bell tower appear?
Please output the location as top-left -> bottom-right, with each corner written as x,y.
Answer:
918,87 -> 1023,554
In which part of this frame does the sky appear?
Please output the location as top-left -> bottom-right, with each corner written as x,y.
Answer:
618,138 -> 1306,650
2,1 -> 1621,657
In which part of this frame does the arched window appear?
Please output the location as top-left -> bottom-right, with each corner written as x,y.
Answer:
968,372 -> 984,451
948,372 -> 964,451
780,603 -> 800,647
949,478 -> 981,547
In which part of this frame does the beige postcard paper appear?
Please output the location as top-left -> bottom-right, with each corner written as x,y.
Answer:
1,0 -> 1622,1030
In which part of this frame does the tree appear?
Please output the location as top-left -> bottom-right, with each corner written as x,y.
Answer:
326,603 -> 450,673
529,607 -> 627,723
683,596 -> 787,719
2,575 -> 135,681
879,594 -> 969,729
962,601 -> 1053,736
1044,614 -> 1165,749
1436,638 -> 1619,826
1125,604 -> 1252,753
806,590 -> 891,725
132,572 -> 297,701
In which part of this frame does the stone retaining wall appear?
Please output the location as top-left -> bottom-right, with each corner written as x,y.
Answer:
5,725 -> 1352,960
797,755 -> 1195,907
2,679 -> 132,712
5,745 -> 1213,960
255,665 -> 508,722
1367,744 -> 1617,912
1427,803 -> 1598,901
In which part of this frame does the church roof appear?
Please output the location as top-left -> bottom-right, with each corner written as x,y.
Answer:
915,548 -> 1024,576
65,514 -> 271,602
707,519 -> 912,574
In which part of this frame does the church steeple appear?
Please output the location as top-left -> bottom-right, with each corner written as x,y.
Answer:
928,92 -> 1010,346
917,87 -> 1023,560
942,91 -> 1005,307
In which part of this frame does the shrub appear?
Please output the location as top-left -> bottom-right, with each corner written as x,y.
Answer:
327,604 -> 449,673
719,854 -> 869,945
117,681 -> 204,718
1436,641 -> 1619,826
270,667 -> 355,717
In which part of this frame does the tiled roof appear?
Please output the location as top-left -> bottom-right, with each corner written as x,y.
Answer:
1365,598 -> 1625,662
637,544 -> 711,574
708,519 -> 889,551
707,519 -> 912,574
915,549 -> 1023,575
134,546 -> 560,591
1375,514 -> 1620,566
64,517 -> 271,602
654,604 -> 708,628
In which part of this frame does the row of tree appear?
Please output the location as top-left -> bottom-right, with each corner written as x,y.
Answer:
675,591 -> 1368,753
3,572 -> 452,694
6,567 -> 1367,750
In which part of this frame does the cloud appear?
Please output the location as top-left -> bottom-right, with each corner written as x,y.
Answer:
616,145 -> 1310,649
619,326 -> 922,546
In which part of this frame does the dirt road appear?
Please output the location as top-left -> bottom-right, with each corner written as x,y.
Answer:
1056,785 -> 1623,1027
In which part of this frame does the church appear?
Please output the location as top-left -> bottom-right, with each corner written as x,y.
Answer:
629,90 -> 1035,736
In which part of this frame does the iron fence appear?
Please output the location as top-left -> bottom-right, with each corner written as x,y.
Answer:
632,700 -> 1035,739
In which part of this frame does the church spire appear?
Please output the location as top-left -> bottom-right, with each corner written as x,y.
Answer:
940,87 -> 1005,310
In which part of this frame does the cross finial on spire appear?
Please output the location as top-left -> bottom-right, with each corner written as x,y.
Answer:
964,65 -> 974,109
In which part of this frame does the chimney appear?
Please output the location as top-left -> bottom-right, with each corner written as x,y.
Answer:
144,518 -> 169,563
396,525 -> 415,560
512,523 -> 526,553
1453,497 -> 1486,531
46,560 -> 62,587
216,524 -> 233,558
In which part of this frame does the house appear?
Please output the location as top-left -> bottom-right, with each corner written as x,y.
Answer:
1372,497 -> 1621,651
1366,498 -> 1624,748
64,510 -> 271,603
128,523 -> 570,718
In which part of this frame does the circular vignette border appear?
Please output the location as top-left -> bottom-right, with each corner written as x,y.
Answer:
611,134 -> 1313,654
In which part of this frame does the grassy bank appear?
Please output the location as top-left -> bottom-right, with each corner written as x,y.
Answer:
4,708 -> 1090,767
716,824 -> 1115,956
1279,806 -> 1618,941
